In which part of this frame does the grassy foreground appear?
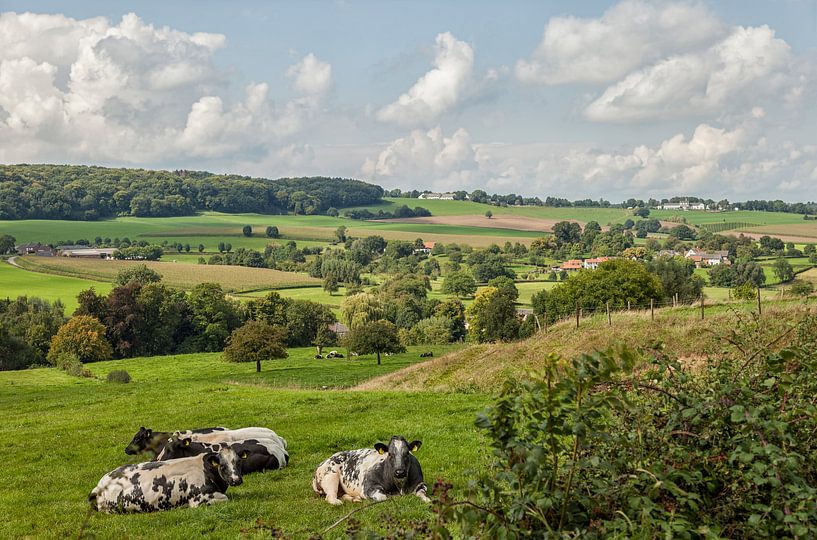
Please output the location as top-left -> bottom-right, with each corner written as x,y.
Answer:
0,346 -> 485,539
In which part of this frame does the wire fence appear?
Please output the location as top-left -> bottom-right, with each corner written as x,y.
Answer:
533,287 -> 771,332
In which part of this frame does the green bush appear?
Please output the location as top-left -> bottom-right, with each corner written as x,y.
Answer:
433,312 -> 817,538
106,369 -> 132,383
54,353 -> 93,378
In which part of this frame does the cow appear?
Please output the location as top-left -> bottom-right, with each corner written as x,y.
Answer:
326,350 -> 344,359
419,352 -> 434,358
312,436 -> 429,505
156,436 -> 289,474
89,448 -> 242,513
173,427 -> 287,451
315,354 -> 323,359
125,426 -> 227,456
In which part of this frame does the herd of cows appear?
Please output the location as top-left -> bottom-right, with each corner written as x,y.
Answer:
88,426 -> 429,513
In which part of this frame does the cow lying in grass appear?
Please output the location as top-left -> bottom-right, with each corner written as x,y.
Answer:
124,426 -> 227,456
156,435 -> 289,474
89,448 -> 243,513
173,427 -> 287,450
313,436 -> 429,505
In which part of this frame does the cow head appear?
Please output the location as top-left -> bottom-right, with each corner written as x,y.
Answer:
205,448 -> 243,486
374,436 -> 422,484
125,427 -> 153,455
159,436 -> 207,460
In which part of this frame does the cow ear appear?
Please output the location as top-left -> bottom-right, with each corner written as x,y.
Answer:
145,429 -> 152,437
409,440 -> 422,452
206,453 -> 220,468
374,443 -> 388,455
183,438 -> 191,447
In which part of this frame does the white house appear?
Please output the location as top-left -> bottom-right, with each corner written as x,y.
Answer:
418,192 -> 457,200
684,248 -> 730,267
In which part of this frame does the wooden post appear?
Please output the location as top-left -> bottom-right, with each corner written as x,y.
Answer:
534,314 -> 542,332
607,301 -> 611,326
728,288 -> 731,301
575,302 -> 580,329
700,295 -> 705,320
543,310 -> 548,333
650,298 -> 654,321
627,300 -> 631,312
757,286 -> 762,315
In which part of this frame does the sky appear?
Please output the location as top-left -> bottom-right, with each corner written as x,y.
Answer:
1,0 -> 816,201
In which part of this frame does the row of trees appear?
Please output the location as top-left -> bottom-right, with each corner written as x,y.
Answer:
0,165 -> 384,220
344,205 -> 431,220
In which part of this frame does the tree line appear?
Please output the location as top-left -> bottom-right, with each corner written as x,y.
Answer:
0,164 -> 384,220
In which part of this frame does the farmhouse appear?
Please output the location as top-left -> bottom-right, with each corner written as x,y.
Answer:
413,242 -> 435,255
684,248 -> 730,267
328,322 -> 349,338
418,192 -> 458,200
656,200 -> 707,211
15,243 -> 55,256
560,259 -> 584,272
583,257 -> 610,270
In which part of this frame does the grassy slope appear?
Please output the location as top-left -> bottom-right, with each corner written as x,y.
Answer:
357,300 -> 816,393
0,261 -> 112,313
0,345 -> 485,539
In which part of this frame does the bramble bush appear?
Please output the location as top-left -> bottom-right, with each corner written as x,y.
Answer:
339,311 -> 817,539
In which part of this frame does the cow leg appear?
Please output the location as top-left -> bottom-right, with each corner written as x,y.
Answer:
415,490 -> 431,503
205,493 -> 229,505
341,494 -> 363,502
319,474 -> 343,505
369,490 -> 388,502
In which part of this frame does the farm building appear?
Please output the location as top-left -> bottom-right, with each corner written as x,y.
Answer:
656,200 -> 707,211
15,243 -> 55,256
59,247 -> 118,259
583,257 -> 611,270
560,259 -> 584,272
328,322 -> 349,338
418,192 -> 458,200
684,249 -> 730,267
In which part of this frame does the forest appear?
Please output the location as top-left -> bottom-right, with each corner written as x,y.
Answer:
0,164 -> 384,220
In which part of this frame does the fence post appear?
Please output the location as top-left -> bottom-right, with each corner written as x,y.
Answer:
700,295 -> 705,320
757,286 -> 762,315
628,300 -> 631,312
607,301 -> 611,326
575,302 -> 580,329
543,310 -> 548,333
650,298 -> 654,321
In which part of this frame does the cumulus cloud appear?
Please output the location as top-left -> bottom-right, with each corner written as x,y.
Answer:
361,126 -> 479,188
516,0 -> 724,85
0,11 -> 330,164
584,25 -> 792,122
377,32 -> 474,126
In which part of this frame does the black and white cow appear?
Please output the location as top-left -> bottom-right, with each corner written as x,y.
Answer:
124,426 -> 227,456
156,436 -> 289,474
89,448 -> 243,513
173,427 -> 287,450
312,436 -> 429,505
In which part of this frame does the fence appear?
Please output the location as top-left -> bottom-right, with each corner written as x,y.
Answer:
533,287 -> 771,333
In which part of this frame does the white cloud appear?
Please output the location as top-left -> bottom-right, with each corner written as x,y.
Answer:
584,25 -> 792,122
361,126 -> 479,189
516,0 -> 724,85
376,32 -> 474,126
0,12 -> 330,164
286,53 -> 332,96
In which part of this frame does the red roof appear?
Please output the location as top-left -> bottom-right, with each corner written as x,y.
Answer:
562,259 -> 583,269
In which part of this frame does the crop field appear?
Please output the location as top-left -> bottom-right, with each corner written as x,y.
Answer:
15,256 -> 319,292
0,346 -> 485,538
738,222 -> 817,241
649,209 -> 804,226
0,260 -> 112,313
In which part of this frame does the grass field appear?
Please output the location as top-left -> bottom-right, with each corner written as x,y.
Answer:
15,256 -> 319,292
0,345 -> 485,539
0,260 -> 111,313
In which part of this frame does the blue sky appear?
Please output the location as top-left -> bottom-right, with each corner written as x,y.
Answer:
1,1 -> 816,200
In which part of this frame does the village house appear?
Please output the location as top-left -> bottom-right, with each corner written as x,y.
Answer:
413,241 -> 435,255
583,257 -> 611,270
656,199 -> 707,211
328,322 -> 349,338
684,248 -> 730,267
560,259 -> 584,272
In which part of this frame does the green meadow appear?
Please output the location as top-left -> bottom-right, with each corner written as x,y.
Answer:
0,261 -> 111,313
0,346 -> 484,539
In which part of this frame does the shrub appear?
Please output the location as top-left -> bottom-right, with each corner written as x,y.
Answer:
106,369 -> 132,383
242,225 -> 253,237
47,315 -> 112,365
54,353 -> 93,378
790,279 -> 814,297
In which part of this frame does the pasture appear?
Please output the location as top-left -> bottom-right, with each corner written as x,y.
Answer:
0,346 -> 485,539
15,256 -> 319,292
0,260 -> 111,313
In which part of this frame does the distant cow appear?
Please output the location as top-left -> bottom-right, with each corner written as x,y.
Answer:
156,436 -> 289,474
313,436 -> 429,505
89,448 -> 243,513
125,426 -> 227,456
419,352 -> 434,358
315,354 -> 323,359
326,350 -> 344,359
